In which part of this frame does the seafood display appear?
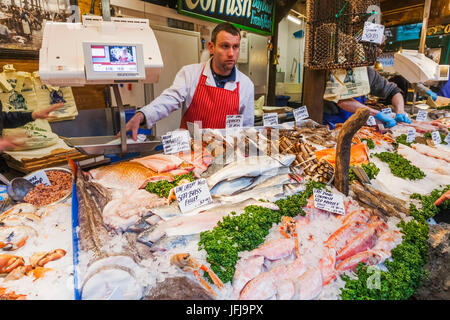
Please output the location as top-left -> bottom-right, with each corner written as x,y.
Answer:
0,201 -> 74,299
0,110 -> 448,301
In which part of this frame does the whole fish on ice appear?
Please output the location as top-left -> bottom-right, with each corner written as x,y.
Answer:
137,200 -> 280,246
206,154 -> 296,188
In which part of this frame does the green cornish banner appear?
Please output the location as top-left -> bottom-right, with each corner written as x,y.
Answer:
177,0 -> 275,35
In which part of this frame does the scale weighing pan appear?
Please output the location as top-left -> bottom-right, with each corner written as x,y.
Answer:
63,135 -> 161,155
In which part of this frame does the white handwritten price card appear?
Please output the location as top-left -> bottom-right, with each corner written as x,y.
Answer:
26,170 -> 51,186
263,113 -> 279,127
361,22 -> 385,45
174,179 -> 213,214
162,130 -> 191,154
313,188 -> 345,215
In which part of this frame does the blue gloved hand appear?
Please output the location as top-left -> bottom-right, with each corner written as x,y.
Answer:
395,113 -> 412,124
375,111 -> 397,128
426,89 -> 438,101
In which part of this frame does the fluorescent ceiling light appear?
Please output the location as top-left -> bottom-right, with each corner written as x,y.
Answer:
287,15 -> 302,25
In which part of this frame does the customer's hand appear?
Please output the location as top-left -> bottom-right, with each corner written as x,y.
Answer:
394,113 -> 411,124
375,111 -> 397,128
32,102 -> 64,120
0,136 -> 19,152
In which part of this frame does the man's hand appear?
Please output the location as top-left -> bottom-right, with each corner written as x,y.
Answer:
31,102 -> 64,120
375,111 -> 397,128
394,113 -> 411,124
117,112 -> 145,141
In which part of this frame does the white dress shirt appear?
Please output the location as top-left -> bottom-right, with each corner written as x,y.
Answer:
139,57 -> 255,128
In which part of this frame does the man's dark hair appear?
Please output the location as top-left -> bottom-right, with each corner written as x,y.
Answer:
211,22 -> 240,43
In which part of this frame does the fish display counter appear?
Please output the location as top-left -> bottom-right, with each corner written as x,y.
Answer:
0,113 -> 449,300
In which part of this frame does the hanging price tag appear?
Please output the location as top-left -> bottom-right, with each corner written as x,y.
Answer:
26,171 -> 51,186
361,21 -> 385,45
162,130 -> 191,154
174,179 -> 213,214
406,128 -> 416,143
431,131 -> 442,145
263,113 -> 279,127
313,189 -> 345,215
226,115 -> 243,128
366,115 -> 376,126
293,106 -> 309,122
416,110 -> 428,122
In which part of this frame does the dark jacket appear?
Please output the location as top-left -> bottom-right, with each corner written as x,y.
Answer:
0,101 -> 33,136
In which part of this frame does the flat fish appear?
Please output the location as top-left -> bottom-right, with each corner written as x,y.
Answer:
138,199 -> 279,246
207,155 -> 296,188
397,144 -> 450,176
89,162 -> 156,190
102,189 -> 168,232
210,177 -> 256,196
411,143 -> 450,163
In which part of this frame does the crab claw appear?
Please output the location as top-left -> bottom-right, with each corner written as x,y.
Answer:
30,249 -> 66,268
0,254 -> 25,274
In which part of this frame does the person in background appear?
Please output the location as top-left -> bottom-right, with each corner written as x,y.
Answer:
123,22 -> 254,140
0,102 -> 63,152
323,66 -> 411,129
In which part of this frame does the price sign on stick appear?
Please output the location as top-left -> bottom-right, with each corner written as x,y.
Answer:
416,110 -> 428,122
294,106 -> 309,122
366,116 -> 376,126
263,113 -> 279,127
361,22 -> 385,45
381,108 -> 393,116
406,128 -> 416,143
313,189 -> 345,215
431,131 -> 442,145
26,171 -> 51,186
162,130 -> 191,154
226,115 -> 243,128
174,179 -> 213,214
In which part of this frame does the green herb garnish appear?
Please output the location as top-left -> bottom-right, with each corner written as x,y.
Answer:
374,152 -> 425,180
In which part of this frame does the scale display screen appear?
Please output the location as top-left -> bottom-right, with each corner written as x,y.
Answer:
91,45 -> 138,72
83,42 -> 145,81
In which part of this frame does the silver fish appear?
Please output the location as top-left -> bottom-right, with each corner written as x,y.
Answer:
137,199 -> 279,246
206,154 -> 296,188
210,176 -> 256,197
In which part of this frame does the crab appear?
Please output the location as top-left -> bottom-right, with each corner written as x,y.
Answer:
170,253 -> 224,298
0,254 -> 25,274
29,249 -> 66,268
279,216 -> 300,258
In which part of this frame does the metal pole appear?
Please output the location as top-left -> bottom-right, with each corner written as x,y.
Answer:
101,0 -> 110,21
112,84 -> 127,155
418,0 -> 432,54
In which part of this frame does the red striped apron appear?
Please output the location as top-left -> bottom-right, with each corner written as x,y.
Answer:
180,65 -> 240,129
